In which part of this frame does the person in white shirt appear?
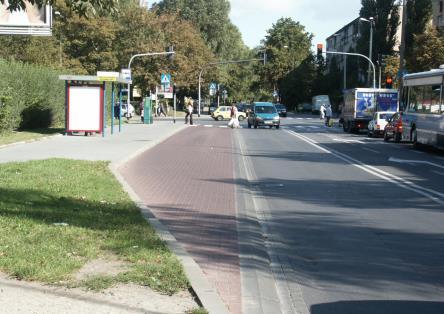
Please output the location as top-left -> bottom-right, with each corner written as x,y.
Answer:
319,104 -> 326,120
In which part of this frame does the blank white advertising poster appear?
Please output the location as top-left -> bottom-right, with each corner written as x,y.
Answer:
68,86 -> 102,132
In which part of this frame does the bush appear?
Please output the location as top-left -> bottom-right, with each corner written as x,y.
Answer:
0,87 -> 17,133
0,59 -> 64,131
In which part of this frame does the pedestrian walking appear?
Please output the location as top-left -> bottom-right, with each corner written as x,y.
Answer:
325,105 -> 332,127
184,97 -> 193,125
320,104 -> 326,120
228,103 -> 240,128
159,102 -> 167,117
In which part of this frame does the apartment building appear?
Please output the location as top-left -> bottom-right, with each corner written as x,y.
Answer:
432,0 -> 444,28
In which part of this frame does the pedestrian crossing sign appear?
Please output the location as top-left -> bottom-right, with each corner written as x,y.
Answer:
161,74 -> 171,84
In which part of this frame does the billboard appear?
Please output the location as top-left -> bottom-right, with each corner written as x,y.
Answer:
376,92 -> 398,112
0,1 -> 52,36
356,92 -> 375,118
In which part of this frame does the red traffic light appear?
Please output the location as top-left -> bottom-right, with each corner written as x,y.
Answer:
386,76 -> 393,88
317,44 -> 323,57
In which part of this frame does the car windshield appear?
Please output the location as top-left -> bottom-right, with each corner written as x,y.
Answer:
275,105 -> 285,110
255,106 -> 276,114
379,113 -> 393,120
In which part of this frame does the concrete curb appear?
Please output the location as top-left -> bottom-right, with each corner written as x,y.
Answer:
109,126 -> 230,314
0,133 -> 63,150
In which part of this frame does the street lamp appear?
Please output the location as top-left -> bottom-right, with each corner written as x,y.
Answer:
360,17 -> 374,87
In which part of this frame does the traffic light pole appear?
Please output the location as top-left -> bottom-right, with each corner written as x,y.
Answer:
127,51 -> 175,110
198,55 -> 266,117
325,51 -> 376,89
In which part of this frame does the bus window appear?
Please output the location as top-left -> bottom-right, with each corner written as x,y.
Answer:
431,85 -> 441,114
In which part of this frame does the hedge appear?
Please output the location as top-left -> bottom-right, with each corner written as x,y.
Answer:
0,59 -> 64,133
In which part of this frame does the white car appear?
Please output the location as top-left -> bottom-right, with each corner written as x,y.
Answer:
368,111 -> 395,137
121,104 -> 135,118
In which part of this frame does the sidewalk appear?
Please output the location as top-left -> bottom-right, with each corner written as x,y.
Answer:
0,121 -> 227,313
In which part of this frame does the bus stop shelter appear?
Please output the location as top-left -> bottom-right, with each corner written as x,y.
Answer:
59,74 -> 131,137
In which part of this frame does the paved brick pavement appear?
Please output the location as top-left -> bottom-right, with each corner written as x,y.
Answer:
120,126 -> 241,314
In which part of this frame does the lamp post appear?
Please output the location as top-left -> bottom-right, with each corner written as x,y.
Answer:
360,17 -> 374,87
127,50 -> 175,109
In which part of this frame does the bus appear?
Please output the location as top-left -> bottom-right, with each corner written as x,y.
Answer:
401,68 -> 444,149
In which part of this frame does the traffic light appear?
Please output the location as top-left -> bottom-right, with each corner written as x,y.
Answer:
317,44 -> 323,58
167,45 -> 175,61
386,76 -> 393,89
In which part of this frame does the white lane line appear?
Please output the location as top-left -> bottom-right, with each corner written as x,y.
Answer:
332,138 -> 365,144
432,170 -> 444,176
203,125 -> 214,128
411,150 -> 425,155
285,130 -> 444,205
362,147 -> 381,154
237,134 -> 306,314
389,157 -> 444,170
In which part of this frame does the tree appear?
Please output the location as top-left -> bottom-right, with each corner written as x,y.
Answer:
405,0 -> 433,71
412,25 -> 444,72
0,0 -> 118,16
358,0 -> 400,85
260,17 -> 313,99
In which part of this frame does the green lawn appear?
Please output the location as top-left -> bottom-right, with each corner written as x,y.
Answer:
0,159 -> 189,294
0,129 -> 64,146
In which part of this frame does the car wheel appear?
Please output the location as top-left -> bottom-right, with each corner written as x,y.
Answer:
367,131 -> 373,138
394,132 -> 401,143
383,131 -> 389,142
217,115 -> 223,121
412,128 -> 420,149
238,116 -> 245,121
276,125 -> 280,129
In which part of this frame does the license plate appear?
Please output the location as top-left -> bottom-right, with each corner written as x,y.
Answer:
264,121 -> 272,124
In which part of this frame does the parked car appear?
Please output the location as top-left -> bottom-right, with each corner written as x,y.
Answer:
247,102 -> 280,129
115,103 -> 135,118
384,112 -> 403,143
211,106 -> 246,121
274,104 -> 287,117
367,112 -> 394,137
237,103 -> 253,114
209,103 -> 218,115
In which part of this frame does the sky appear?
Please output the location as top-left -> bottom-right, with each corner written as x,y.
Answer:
228,0 -> 362,49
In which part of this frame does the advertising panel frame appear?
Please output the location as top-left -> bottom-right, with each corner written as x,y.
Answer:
0,1 -> 52,36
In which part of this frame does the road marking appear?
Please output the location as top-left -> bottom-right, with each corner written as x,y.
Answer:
332,138 -> 365,144
432,170 -> 444,176
388,157 -> 444,170
237,134 -> 308,314
285,130 -> 444,205
203,125 -> 214,128
362,147 -> 381,154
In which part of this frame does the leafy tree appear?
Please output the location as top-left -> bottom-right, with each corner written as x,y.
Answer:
153,0 -> 244,58
412,25 -> 444,72
260,18 -> 313,100
358,0 -> 400,85
405,0 -> 433,71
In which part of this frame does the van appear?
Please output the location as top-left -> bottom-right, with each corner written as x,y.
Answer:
312,95 -> 331,114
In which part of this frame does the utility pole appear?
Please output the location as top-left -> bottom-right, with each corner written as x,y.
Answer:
399,0 -> 408,91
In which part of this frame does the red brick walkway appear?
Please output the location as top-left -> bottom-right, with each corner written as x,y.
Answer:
120,126 -> 241,314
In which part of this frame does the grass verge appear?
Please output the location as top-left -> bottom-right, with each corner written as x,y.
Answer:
0,159 -> 189,295
0,128 -> 64,146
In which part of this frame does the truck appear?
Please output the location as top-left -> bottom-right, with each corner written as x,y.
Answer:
311,95 -> 331,114
342,88 -> 398,133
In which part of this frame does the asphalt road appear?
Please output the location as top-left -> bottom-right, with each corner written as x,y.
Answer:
230,113 -> 444,314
